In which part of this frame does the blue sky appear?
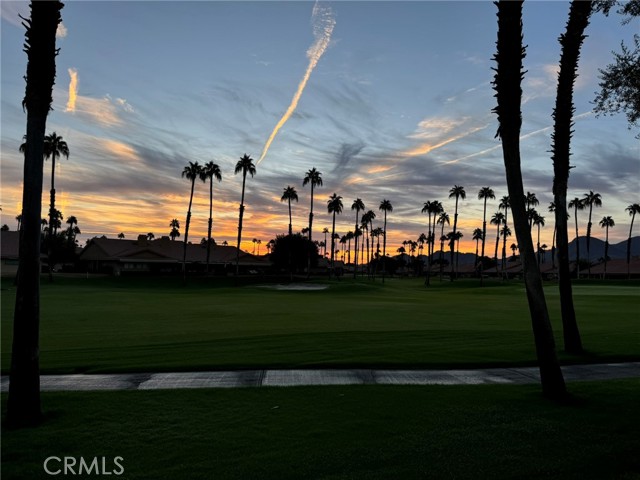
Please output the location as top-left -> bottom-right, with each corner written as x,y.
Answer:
1,1 -> 638,252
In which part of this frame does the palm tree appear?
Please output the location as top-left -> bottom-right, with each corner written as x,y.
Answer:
351,198 -> 365,278
550,0 -> 593,355
281,186 -> 299,236
379,199 -> 393,283
472,227 -> 483,273
478,187 -> 495,284
493,0 -> 566,398
498,196 -> 510,276
500,225 -> 512,275
454,231 -> 464,275
533,212 -> 545,267
491,211 -> 505,273
583,190 -> 602,276
302,168 -> 323,243
40,218 -> 47,233
39,132 -> 69,281
234,154 -> 256,275
322,227 -> 329,256
169,219 -> 180,240
599,216 -> 615,279
8,0 -> 65,427
327,193 -> 343,276
510,243 -> 518,259
346,231 -> 354,265
65,215 -> 78,242
436,211 -> 449,281
421,201 -> 433,282
548,202 -> 557,269
16,214 -> 23,231
118,232 -> 125,240
147,232 -> 155,241
526,191 -> 539,230
448,185 -> 466,280
181,161 -> 202,282
568,196 -> 585,275
361,210 -> 376,277
200,161 -> 222,273
626,204 -> 640,279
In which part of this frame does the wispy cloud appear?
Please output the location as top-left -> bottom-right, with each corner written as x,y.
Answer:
65,68 -> 78,112
257,2 -> 336,165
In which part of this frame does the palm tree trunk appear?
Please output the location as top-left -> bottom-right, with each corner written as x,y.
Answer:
551,225 -> 556,269
494,0 -> 566,399
235,172 -> 247,275
586,206 -> 593,277
306,186 -> 314,277
480,199 -> 487,285
604,226 -> 609,280
183,178 -> 196,283
494,225 -> 500,274
382,212 -> 387,283
425,214 -> 432,286
502,209 -> 508,278
537,225 -> 541,267
551,0 -> 591,353
206,178 -> 213,273
8,0 -> 64,428
439,224 -> 445,281
353,212 -> 359,279
450,198 -> 459,281
330,213 -> 336,278
47,153 -> 56,283
627,213 -> 635,280
574,208 -> 580,277
288,198 -> 292,236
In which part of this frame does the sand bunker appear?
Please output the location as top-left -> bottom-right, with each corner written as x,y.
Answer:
259,284 -> 328,291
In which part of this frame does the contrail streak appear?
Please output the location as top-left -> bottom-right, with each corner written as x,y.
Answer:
65,68 -> 78,112
257,2 -> 335,165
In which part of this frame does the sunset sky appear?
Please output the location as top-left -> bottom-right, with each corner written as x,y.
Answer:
1,1 -> 638,254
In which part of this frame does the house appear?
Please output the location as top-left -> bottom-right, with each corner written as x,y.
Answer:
1,231 -> 19,276
78,235 -> 269,276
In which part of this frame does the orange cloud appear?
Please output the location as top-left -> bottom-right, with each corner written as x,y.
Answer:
65,68 -> 78,112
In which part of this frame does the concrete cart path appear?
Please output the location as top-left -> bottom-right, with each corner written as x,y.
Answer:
2,363 -> 639,392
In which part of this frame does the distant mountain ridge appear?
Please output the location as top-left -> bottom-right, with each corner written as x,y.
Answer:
400,236 -> 640,266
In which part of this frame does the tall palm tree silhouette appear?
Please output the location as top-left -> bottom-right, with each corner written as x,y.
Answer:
490,211 -> 505,273
327,193 -> 343,277
525,191 -> 539,230
379,199 -> 393,283
582,190 -> 602,276
8,0 -> 65,428
472,227 -> 483,273
181,161 -> 202,282
360,210 -> 374,276
199,161 -> 222,273
498,196 -> 510,277
234,154 -> 256,275
568,196 -> 585,275
351,198 -> 365,278
436,211 -> 449,281
551,0 -> 593,355
478,187 -> 495,284
281,186 -> 299,236
493,0 -> 566,397
625,203 -> 640,279
302,168 -> 323,243
599,216 -> 615,279
533,212 -> 545,267
322,227 -> 329,256
448,185 -> 466,281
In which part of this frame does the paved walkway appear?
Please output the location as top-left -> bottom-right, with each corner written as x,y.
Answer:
1,363 -> 639,392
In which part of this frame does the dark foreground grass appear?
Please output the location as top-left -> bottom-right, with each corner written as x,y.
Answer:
2,276 -> 639,373
2,380 -> 640,479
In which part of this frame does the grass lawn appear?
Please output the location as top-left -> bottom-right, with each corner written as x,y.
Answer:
2,380 -> 640,479
2,276 -> 639,373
